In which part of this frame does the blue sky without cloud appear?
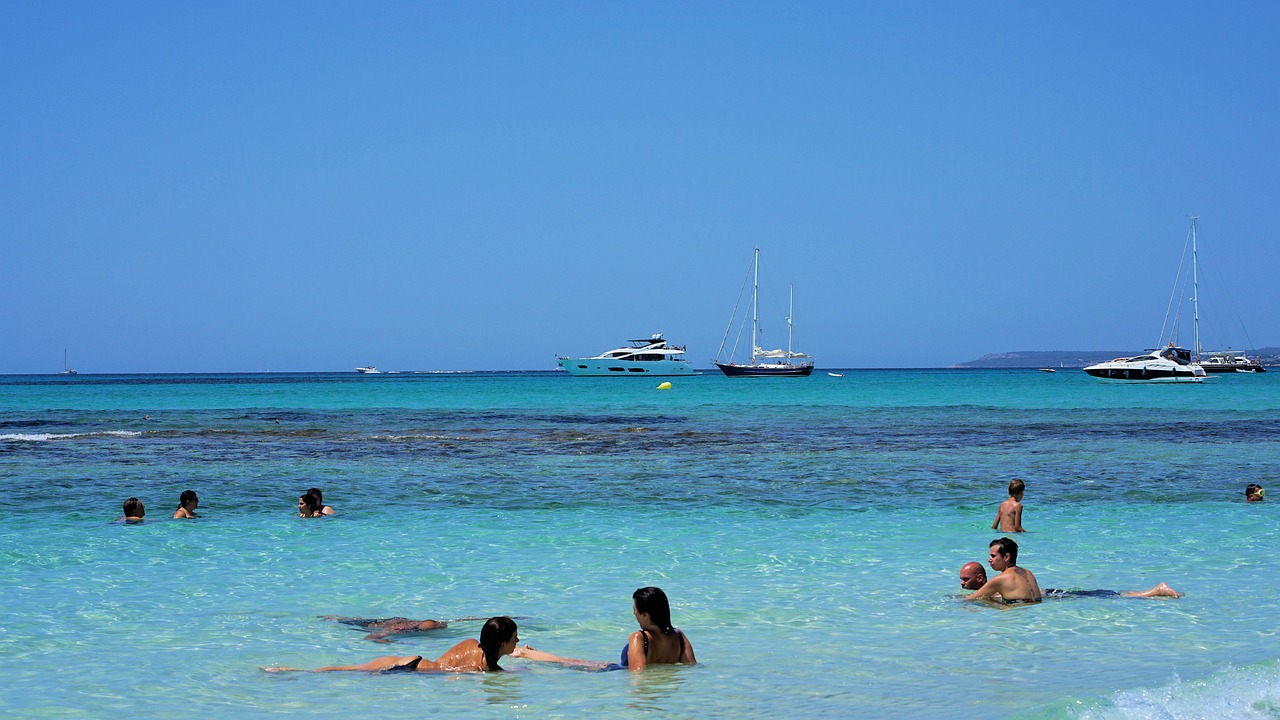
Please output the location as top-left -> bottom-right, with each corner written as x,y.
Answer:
3,2 -> 1277,372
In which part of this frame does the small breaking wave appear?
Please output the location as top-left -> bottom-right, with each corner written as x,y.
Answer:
0,430 -> 144,442
1062,659 -> 1280,719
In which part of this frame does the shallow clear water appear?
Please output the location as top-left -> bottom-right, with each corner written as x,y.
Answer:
1,370 -> 1277,718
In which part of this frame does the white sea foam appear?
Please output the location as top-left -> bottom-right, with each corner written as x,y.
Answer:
1069,661 -> 1280,719
0,430 -> 143,442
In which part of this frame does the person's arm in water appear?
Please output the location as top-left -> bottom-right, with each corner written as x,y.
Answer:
679,633 -> 697,665
510,645 -> 611,669
991,504 -> 1002,530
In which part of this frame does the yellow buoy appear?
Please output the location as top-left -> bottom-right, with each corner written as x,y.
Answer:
656,381 -> 672,390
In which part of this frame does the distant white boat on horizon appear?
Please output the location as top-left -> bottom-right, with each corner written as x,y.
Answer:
827,372 -> 844,377
59,349 -> 77,375
355,366 -> 381,374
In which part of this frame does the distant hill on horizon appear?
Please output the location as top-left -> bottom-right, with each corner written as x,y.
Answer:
953,347 -> 1280,369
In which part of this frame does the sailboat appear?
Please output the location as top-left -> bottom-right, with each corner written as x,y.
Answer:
714,248 -> 815,377
1084,217 -> 1207,383
59,349 -> 78,375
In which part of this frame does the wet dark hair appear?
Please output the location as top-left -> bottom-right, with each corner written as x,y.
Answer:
299,493 -> 322,516
1008,478 -> 1025,496
123,497 -> 143,517
478,616 -> 517,671
308,488 -> 324,503
179,490 -> 198,507
990,537 -> 1019,565
1246,484 -> 1263,501
633,586 -> 675,635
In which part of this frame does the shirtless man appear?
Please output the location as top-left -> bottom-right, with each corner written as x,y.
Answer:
965,538 -> 1042,604
959,561 -> 1180,598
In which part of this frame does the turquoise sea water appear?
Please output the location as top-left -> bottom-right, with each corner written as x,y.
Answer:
1,369 -> 1277,718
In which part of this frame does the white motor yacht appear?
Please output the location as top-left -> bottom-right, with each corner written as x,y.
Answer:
557,334 -> 695,376
1083,346 -> 1206,383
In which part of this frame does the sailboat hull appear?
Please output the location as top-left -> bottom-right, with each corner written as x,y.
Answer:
715,362 -> 814,377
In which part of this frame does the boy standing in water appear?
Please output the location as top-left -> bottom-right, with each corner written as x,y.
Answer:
992,478 -> 1025,532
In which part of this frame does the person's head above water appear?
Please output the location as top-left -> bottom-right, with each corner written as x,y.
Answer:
1008,478 -> 1025,498
179,490 -> 198,508
960,561 -> 988,590
989,537 -> 1019,567
633,586 -> 676,635
1246,484 -> 1265,502
478,616 -> 519,671
123,497 -> 144,518
298,493 -> 322,516
308,488 -> 324,503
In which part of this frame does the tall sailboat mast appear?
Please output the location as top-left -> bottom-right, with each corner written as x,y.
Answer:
751,247 -> 760,367
1190,216 -> 1200,362
786,283 -> 795,361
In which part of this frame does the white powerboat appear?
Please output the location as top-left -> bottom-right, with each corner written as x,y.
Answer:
1199,351 -> 1266,373
355,366 -> 381,374
557,334 -> 695,376
1083,345 -> 1206,382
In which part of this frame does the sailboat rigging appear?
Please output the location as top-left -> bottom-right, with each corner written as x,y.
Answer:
714,248 -> 814,377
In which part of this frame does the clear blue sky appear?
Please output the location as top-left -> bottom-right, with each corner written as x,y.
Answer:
3,2 -> 1277,372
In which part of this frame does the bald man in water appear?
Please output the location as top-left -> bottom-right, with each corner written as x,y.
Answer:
959,561 -> 1180,598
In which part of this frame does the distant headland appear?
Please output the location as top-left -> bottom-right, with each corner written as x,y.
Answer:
952,348 -> 1280,369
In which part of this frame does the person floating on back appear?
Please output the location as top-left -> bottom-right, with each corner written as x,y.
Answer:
992,478 -> 1026,532
959,561 -> 1180,599
1246,484 -> 1265,502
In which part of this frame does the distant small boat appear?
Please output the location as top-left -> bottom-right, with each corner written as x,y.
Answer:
355,366 -> 381,374
59,349 -> 77,375
1038,367 -> 1056,373
828,372 -> 844,378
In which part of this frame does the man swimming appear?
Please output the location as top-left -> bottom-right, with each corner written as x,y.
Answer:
964,538 -> 1042,604
321,616 -> 450,642
959,562 -> 1181,598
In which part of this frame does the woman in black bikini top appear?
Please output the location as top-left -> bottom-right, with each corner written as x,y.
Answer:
620,586 -> 696,670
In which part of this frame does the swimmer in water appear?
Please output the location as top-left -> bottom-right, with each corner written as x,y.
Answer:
992,478 -> 1026,533
117,497 -> 145,524
173,490 -> 199,519
965,538 -> 1042,604
307,488 -> 335,516
514,586 -> 696,672
298,493 -> 324,518
321,616 -> 449,642
1246,484 -> 1264,502
960,562 -> 1180,598
263,616 -> 518,673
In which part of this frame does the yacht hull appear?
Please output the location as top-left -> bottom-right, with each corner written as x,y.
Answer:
557,358 -> 695,376
715,362 -> 814,377
1082,364 -> 1204,382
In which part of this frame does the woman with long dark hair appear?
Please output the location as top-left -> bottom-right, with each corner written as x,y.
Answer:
264,617 -> 519,673
514,586 -> 696,672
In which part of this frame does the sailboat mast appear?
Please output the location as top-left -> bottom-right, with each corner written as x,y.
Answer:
1191,216 -> 1200,362
786,283 -> 794,364
751,247 -> 760,366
